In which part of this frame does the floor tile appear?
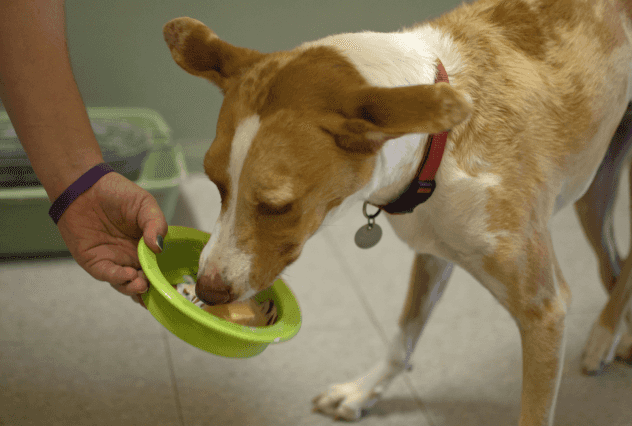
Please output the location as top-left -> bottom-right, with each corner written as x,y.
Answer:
0,257 -> 163,343
0,336 -> 180,426
555,313 -> 632,426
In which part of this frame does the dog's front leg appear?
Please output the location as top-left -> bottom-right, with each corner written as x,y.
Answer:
312,253 -> 453,421
517,294 -> 567,426
482,229 -> 570,426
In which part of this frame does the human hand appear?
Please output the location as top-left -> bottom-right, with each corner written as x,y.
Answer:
57,172 -> 168,308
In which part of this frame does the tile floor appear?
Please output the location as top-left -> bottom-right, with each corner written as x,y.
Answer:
1,170 -> 631,426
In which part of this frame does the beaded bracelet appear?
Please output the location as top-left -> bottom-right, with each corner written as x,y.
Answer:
48,162 -> 114,225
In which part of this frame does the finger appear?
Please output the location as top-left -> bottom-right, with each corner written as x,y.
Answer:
85,244 -> 142,283
112,271 -> 149,296
137,196 -> 168,255
95,262 -> 137,286
131,294 -> 148,310
137,269 -> 149,293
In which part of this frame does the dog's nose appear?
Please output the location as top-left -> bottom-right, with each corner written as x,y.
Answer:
196,269 -> 233,305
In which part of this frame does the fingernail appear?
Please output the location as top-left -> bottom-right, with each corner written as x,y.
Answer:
157,235 -> 164,252
138,271 -> 149,293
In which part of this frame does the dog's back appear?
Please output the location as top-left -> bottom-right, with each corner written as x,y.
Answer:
424,0 -> 632,220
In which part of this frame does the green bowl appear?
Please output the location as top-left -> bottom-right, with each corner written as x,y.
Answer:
138,225 -> 302,358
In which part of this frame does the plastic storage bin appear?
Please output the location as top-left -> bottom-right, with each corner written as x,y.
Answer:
0,107 -> 188,257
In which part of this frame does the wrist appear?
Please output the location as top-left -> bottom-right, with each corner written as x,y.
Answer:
49,162 -> 115,224
45,153 -> 105,203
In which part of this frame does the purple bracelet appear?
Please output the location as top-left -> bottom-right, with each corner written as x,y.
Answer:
48,163 -> 115,225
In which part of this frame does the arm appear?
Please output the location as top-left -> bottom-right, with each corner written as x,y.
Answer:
0,0 -> 103,202
0,0 -> 167,308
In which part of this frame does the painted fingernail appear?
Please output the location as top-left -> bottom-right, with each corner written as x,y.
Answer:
157,235 -> 164,252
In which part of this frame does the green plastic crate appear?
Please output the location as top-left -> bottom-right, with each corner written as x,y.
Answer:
0,108 -> 188,257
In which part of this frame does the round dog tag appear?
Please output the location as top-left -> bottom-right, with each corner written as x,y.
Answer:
355,223 -> 382,249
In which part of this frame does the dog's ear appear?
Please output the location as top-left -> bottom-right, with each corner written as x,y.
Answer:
321,83 -> 472,154
163,17 -> 265,93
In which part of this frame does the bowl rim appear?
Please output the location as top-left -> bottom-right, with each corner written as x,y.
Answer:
138,225 -> 301,344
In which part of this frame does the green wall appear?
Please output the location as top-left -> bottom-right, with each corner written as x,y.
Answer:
64,0 -> 464,139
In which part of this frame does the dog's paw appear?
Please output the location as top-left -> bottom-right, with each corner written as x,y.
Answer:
616,309 -> 632,364
312,360 -> 408,421
615,331 -> 632,365
312,380 -> 380,421
581,320 -> 619,375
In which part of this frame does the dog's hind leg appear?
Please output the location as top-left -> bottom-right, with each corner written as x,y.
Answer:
576,105 -> 632,373
312,253 -> 453,421
574,107 -> 632,294
614,165 -> 632,364
581,172 -> 632,372
613,165 -> 632,364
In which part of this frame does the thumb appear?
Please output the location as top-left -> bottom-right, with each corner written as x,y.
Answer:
138,195 -> 168,254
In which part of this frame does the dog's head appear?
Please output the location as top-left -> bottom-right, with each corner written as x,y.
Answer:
163,17 -> 471,304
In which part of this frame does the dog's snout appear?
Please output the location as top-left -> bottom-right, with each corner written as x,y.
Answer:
196,269 -> 232,305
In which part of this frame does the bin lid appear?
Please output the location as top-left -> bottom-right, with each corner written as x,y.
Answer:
0,107 -> 171,162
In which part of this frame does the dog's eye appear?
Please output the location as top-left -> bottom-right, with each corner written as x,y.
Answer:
257,202 -> 292,216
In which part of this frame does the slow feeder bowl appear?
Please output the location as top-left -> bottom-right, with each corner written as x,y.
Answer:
138,225 -> 302,358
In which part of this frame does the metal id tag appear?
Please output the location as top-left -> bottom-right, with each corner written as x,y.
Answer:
355,202 -> 382,249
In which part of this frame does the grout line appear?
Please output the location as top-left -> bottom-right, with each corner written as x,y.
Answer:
402,373 -> 438,426
322,228 -> 390,345
161,329 -> 187,426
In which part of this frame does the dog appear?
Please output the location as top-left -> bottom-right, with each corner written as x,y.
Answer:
162,0 -> 632,424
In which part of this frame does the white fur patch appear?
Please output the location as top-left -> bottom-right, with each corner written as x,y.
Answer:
198,115 -> 261,299
301,30 -> 437,88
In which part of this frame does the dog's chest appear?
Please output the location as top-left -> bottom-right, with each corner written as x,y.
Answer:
382,151 -> 502,265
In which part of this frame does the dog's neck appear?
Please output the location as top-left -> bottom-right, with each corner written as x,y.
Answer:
306,25 -> 467,220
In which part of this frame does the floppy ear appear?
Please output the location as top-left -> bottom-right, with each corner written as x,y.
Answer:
320,82 -> 472,154
163,17 -> 265,92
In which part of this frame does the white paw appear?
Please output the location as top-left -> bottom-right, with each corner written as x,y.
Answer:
312,380 -> 381,421
582,320 -> 620,375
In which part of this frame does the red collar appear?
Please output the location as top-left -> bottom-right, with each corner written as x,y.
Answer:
375,60 -> 450,215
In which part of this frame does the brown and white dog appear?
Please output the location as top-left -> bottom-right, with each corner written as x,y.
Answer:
163,0 -> 632,424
